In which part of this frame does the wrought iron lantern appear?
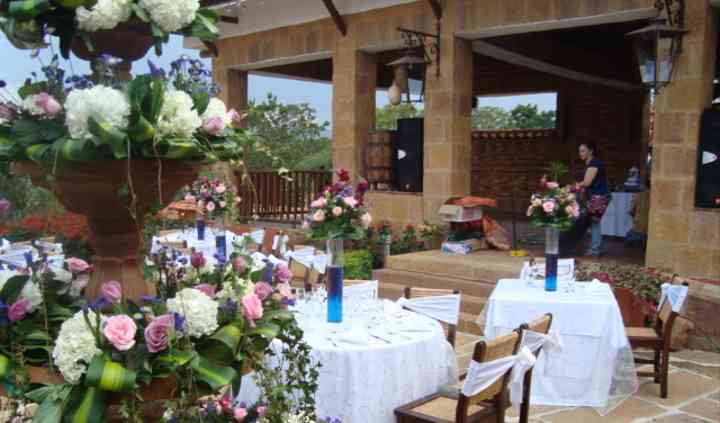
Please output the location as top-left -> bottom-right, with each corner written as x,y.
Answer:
387,52 -> 429,105
626,1 -> 687,92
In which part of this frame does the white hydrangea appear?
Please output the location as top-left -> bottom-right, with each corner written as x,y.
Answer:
65,86 -> 130,140
156,90 -> 201,138
139,0 -> 199,33
215,278 -> 255,304
166,288 -> 218,338
201,98 -> 232,126
21,95 -> 45,116
76,0 -> 132,32
52,310 -> 103,384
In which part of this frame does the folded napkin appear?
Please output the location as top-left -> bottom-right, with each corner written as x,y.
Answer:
586,278 -> 606,294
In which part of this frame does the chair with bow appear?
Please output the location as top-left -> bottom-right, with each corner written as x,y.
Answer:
344,279 -> 379,301
403,287 -> 461,348
517,313 -> 553,423
395,329 -> 523,423
627,282 -> 688,398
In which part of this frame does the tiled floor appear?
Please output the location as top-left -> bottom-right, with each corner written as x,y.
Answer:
454,333 -> 720,423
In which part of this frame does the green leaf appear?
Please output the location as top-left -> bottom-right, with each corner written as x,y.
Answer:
62,385 -> 106,423
30,384 -> 73,423
25,143 -> 51,163
11,118 -> 65,145
263,309 -> 294,322
85,356 -> 137,393
185,8 -> 220,41
8,0 -> 51,20
145,77 -> 164,123
127,114 -> 155,143
147,138 -> 205,159
87,116 -> 128,159
199,323 -> 242,365
250,322 -> 280,340
0,274 -> 29,303
191,91 -> 210,116
56,138 -> 113,163
191,355 -> 237,392
18,81 -> 49,99
131,3 -> 150,22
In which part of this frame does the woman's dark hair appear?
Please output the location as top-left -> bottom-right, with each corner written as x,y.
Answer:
579,142 -> 597,155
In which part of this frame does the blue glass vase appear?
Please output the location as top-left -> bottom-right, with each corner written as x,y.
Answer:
196,217 -> 206,241
545,227 -> 559,292
215,220 -> 227,262
326,239 -> 344,323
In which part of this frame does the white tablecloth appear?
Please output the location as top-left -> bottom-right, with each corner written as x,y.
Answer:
600,192 -> 636,237
481,279 -> 638,414
238,302 -> 458,423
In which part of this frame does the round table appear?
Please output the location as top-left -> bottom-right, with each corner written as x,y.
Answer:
237,300 -> 458,423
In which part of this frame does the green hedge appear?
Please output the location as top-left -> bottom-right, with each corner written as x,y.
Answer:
344,249 -> 373,280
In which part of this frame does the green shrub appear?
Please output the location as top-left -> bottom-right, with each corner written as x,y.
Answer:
344,249 -> 373,280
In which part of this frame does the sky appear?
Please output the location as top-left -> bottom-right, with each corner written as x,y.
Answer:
2,34 -> 556,126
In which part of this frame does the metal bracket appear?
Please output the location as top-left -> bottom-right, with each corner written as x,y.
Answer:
397,25 -> 441,78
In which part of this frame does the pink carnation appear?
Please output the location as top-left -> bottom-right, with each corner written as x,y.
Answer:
310,197 -> 327,208
215,184 -> 227,194
542,201 -> 556,214
103,315 -> 137,351
313,210 -> 326,222
275,263 -> 292,284
254,282 -> 274,300
332,206 -> 343,217
34,92 -> 62,115
233,408 -> 248,421
66,257 -> 90,274
241,293 -> 263,322
343,196 -> 358,207
546,181 -> 559,189
206,201 -> 216,212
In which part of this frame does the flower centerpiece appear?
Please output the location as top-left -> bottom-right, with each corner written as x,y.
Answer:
0,55 -> 259,302
0,0 -> 224,60
527,168 -> 580,291
304,168 -> 371,323
15,239 -> 315,422
0,255 -> 90,396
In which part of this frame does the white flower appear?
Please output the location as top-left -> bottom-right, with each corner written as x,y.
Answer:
157,90 -> 201,138
65,86 -> 130,140
139,0 -> 199,32
76,0 -> 132,31
21,95 -> 45,116
201,98 -> 232,127
20,282 -> 42,312
167,288 -> 218,338
52,310 -> 103,384
215,278 -> 255,304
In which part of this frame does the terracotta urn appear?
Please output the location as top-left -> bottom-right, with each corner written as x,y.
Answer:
15,160 -> 200,302
70,19 -> 155,65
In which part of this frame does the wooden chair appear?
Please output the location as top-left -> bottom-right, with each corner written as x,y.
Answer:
395,329 -> 522,423
518,313 -> 553,423
404,287 -> 461,348
626,282 -> 687,398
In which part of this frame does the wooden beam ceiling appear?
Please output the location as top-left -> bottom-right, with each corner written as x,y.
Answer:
321,0 -> 347,36
426,0 -> 441,20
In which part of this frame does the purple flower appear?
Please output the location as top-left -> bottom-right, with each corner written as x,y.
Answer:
144,314 -> 174,353
254,282 -> 273,301
0,199 -> 10,214
8,298 -> 30,322
173,313 -> 185,331
101,280 -> 122,304
274,263 -> 292,284
141,295 -> 161,304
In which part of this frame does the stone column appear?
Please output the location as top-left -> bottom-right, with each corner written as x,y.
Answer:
422,8 -> 474,222
213,66 -> 250,189
647,1 -> 719,278
332,35 -> 377,179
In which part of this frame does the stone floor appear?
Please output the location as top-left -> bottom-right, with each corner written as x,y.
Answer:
454,333 -> 720,423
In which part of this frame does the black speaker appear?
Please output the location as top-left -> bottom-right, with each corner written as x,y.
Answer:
695,107 -> 720,208
395,118 -> 423,192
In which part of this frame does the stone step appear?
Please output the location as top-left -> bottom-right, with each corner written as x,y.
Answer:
373,268 -> 497,298
377,282 -> 487,315
384,250 -> 523,284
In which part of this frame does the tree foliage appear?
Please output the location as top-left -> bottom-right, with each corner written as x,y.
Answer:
375,103 -> 424,130
472,103 -> 556,130
245,94 -> 331,170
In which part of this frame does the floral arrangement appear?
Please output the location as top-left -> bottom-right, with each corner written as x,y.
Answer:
304,169 -> 371,241
0,55 -> 254,167
526,179 -> 581,231
0,237 -> 317,423
0,0 -> 222,59
0,254 -> 90,396
183,173 -> 241,222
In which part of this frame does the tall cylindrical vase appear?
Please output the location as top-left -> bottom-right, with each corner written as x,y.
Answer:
545,227 -> 559,292
214,219 -> 227,262
326,239 -> 344,323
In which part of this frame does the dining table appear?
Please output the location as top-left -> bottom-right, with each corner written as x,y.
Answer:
237,298 -> 458,423
479,279 -> 639,415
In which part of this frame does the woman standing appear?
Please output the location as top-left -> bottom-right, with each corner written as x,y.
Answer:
578,143 -> 610,256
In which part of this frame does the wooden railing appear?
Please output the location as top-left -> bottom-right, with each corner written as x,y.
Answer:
237,170 -> 332,223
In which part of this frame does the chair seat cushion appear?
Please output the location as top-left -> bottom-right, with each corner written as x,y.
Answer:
410,396 -> 487,422
627,326 -> 660,341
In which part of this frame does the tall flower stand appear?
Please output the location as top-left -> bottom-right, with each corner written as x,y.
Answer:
326,239 -> 344,323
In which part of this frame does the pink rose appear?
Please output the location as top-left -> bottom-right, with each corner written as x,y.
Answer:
233,257 -> 247,273
206,201 -> 216,212
274,263 -> 292,284
0,199 -> 10,214
101,280 -> 122,304
546,181 -> 559,189
202,116 -> 225,135
254,282 -> 273,300
310,197 -> 327,208
233,408 -> 248,421
66,257 -> 90,274
343,196 -> 358,207
360,212 -> 372,229
144,314 -> 173,353
313,210 -> 326,222
332,206 -> 342,217
228,108 -> 244,128
103,315 -> 137,351
215,184 -> 227,194
195,284 -> 216,298
8,298 -> 30,322
241,293 -> 263,322
219,201 -> 227,208
542,201 -> 555,214
184,194 -> 196,203
34,92 -> 62,115
235,196 -> 242,204
256,406 -> 267,416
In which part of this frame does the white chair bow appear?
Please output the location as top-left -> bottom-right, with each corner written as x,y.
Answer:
344,280 -> 379,301
272,234 -> 289,256
520,330 -> 563,356
249,230 -> 265,245
396,294 -> 461,325
266,254 -> 288,267
462,346 -> 536,406
659,283 -> 688,313
287,249 -> 327,274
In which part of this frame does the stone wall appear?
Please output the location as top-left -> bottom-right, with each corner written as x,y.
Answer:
646,1 -> 720,279
365,192 -> 424,230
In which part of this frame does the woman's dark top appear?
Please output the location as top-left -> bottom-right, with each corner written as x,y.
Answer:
586,157 -> 609,196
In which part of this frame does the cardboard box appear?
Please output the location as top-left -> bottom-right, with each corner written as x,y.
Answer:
438,204 -> 484,222
441,239 -> 483,255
